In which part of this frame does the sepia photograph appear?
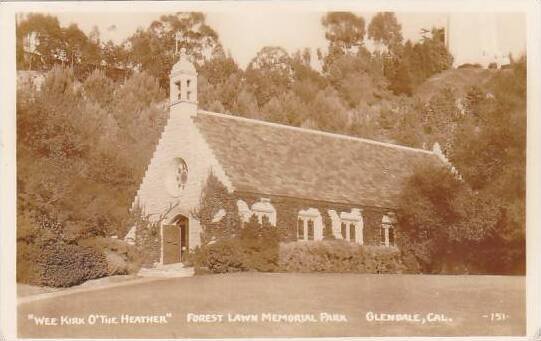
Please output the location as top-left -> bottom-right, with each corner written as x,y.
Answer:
1,1 -> 540,339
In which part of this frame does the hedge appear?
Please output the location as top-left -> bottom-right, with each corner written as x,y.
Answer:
17,237 -> 143,288
192,238 -> 414,274
38,242 -> 109,287
279,240 -> 407,274
189,220 -> 283,273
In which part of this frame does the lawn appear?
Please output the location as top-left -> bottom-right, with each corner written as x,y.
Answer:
18,273 -> 525,338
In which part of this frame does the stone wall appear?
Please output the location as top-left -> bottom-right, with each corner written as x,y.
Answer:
234,191 -> 395,246
133,103 -> 233,255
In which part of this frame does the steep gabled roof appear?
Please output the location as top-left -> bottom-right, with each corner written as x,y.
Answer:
193,110 -> 444,209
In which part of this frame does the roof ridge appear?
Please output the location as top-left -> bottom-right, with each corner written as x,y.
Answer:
197,109 -> 435,155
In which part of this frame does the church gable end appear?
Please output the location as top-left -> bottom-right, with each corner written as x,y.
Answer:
131,51 -> 232,264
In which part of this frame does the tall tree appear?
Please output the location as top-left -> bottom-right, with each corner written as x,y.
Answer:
385,28 -> 453,95
321,12 -> 366,71
128,12 -> 222,88
16,13 -> 64,69
63,24 -> 88,67
198,51 -> 243,112
245,46 -> 293,107
367,12 -> 403,54
322,12 -> 366,52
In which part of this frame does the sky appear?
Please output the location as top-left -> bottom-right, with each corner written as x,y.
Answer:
53,11 -> 526,69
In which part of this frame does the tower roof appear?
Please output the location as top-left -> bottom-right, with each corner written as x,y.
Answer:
171,49 -> 196,75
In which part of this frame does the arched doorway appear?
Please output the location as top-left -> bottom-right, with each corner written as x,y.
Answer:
162,215 -> 189,264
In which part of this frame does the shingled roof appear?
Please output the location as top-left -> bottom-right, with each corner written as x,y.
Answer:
193,110 -> 444,209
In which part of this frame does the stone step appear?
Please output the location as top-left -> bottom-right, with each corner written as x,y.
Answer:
138,265 -> 195,278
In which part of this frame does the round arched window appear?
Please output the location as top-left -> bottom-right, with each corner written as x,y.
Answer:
165,158 -> 188,197
176,159 -> 188,190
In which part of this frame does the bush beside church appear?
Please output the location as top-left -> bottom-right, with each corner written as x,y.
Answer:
189,228 -> 411,275
17,213 -> 142,287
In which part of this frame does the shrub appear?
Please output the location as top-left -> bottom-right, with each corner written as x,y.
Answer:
206,239 -> 245,273
16,210 -> 143,286
16,215 -> 128,287
78,236 -> 143,275
238,219 -> 282,272
398,163 -> 502,274
182,246 -> 201,268
279,240 -> 359,272
131,202 -> 175,266
279,240 -> 406,274
192,219 -> 285,274
395,233 -> 428,274
195,236 -> 409,275
193,237 -> 280,274
39,242 -> 109,287
361,245 -> 406,273
457,63 -> 482,69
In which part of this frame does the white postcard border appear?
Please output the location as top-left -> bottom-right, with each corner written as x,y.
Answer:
1,1 -> 540,340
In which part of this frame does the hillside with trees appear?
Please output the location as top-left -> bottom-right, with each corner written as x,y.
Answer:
16,12 -> 526,284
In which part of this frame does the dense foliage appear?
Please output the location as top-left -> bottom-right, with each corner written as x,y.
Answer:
16,11 -> 526,280
279,241 -> 407,274
192,173 -> 242,244
398,60 -> 526,275
191,236 -> 410,274
17,11 -> 455,142
190,216 -> 286,273
17,66 -> 165,285
17,212 -> 141,287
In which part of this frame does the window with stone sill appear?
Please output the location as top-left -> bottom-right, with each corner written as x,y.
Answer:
381,214 -> 396,247
297,218 -> 315,241
297,208 -> 321,241
251,198 -> 276,226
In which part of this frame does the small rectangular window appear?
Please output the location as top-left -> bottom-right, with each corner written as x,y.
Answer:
341,222 -> 347,239
349,224 -> 355,242
175,81 -> 181,100
307,220 -> 314,240
187,91 -> 191,101
187,79 -> 191,88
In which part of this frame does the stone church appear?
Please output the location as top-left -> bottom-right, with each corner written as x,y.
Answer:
129,51 -> 447,266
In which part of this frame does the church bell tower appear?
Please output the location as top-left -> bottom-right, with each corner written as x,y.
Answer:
170,47 -> 197,116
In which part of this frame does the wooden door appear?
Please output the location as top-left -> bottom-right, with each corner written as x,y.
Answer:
177,216 -> 189,262
162,224 -> 181,264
